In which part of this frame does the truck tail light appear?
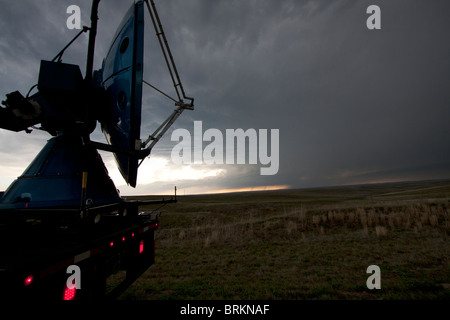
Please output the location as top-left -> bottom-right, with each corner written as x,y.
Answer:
63,284 -> 76,300
139,240 -> 144,254
24,275 -> 34,286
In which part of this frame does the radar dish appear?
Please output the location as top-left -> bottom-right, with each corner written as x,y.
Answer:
100,1 -> 145,188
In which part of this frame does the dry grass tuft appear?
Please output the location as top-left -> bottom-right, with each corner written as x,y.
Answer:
375,225 -> 388,237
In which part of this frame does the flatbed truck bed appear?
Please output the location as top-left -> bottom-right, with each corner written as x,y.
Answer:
0,199 -> 171,300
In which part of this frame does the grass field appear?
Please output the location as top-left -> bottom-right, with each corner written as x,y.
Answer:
120,180 -> 450,300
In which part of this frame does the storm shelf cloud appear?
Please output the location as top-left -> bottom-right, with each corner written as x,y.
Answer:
0,0 -> 449,195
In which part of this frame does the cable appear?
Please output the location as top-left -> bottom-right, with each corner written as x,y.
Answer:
52,26 -> 90,63
143,79 -> 178,103
26,84 -> 38,98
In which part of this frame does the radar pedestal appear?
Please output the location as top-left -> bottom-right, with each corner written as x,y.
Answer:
0,133 -> 121,211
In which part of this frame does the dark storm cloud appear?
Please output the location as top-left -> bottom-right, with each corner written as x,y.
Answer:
0,0 -> 449,194
152,0 -> 450,190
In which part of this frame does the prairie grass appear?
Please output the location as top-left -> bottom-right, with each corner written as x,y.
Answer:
121,180 -> 450,300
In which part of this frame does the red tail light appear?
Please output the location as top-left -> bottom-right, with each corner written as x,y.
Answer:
24,275 -> 34,286
63,284 -> 77,300
139,240 -> 144,254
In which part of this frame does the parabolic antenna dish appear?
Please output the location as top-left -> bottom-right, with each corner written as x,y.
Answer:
100,1 -> 145,188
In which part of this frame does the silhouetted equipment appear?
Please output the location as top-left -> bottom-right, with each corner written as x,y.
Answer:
0,0 -> 193,210
0,0 -> 193,299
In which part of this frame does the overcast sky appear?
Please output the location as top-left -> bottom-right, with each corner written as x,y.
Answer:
0,0 -> 449,195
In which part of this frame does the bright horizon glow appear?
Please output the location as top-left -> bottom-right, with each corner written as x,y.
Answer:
117,184 -> 292,196
104,154 -> 229,195
199,184 -> 291,195
106,155 -> 226,186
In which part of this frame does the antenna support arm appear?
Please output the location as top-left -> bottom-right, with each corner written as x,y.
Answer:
85,0 -> 101,84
